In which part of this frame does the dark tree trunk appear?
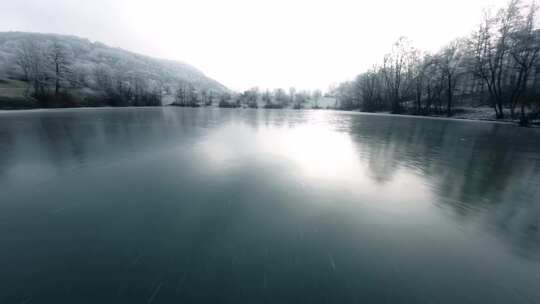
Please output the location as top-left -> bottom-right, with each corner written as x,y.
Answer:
55,62 -> 60,95
446,75 -> 452,117
497,101 -> 504,119
519,104 -> 529,127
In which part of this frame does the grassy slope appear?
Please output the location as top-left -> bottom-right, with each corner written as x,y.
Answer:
0,78 -> 28,97
0,79 -> 38,109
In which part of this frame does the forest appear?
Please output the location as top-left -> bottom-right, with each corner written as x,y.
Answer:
0,32 -> 225,108
332,0 -> 540,126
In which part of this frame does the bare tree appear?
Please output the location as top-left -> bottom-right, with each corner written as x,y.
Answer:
200,89 -> 208,106
288,87 -> 296,106
508,1 -> 539,123
207,90 -> 215,106
273,88 -> 288,106
186,84 -> 198,105
469,0 -> 521,118
48,41 -> 71,95
355,67 -> 383,112
247,87 -> 260,108
14,39 -> 48,97
14,42 -> 32,82
424,59 -> 446,114
409,54 -> 430,114
218,92 -> 234,107
262,90 -> 272,106
312,89 -> 322,108
293,91 -> 309,109
332,0 -> 539,124
434,39 -> 466,116
335,81 -> 355,110
381,37 -> 416,113
174,84 -> 187,105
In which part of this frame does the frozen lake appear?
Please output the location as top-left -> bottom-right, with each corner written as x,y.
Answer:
0,107 -> 539,303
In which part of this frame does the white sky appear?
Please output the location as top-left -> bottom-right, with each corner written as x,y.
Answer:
1,0 -> 510,91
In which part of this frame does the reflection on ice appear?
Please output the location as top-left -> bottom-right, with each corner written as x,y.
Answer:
0,108 -> 540,303
198,122 -> 361,180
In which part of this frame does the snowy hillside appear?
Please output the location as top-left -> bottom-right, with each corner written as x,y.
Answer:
0,32 -> 227,99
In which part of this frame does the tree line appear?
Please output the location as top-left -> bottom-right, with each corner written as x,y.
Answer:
208,87 -> 323,109
12,37 -> 326,110
333,0 -> 540,125
13,38 -> 166,107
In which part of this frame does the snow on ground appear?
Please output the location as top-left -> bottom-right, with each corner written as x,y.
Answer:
452,107 -> 500,121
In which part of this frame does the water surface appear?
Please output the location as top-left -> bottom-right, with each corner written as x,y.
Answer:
0,108 -> 539,303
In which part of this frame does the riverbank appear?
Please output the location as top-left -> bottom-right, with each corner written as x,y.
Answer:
341,106 -> 539,127
1,102 -> 538,127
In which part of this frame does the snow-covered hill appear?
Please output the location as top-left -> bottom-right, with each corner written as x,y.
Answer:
0,32 -> 227,97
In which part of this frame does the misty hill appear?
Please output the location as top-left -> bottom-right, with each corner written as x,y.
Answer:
0,32 -> 227,108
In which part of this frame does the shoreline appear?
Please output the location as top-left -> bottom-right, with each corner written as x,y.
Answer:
1,105 -> 537,127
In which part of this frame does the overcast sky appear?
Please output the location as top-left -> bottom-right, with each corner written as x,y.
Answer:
1,0 -> 510,91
